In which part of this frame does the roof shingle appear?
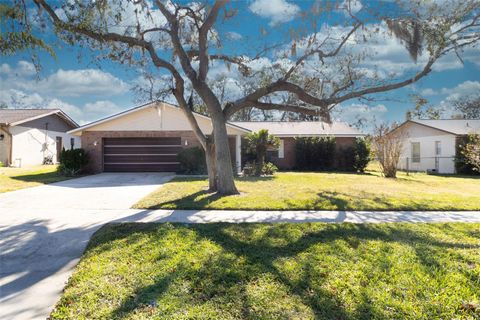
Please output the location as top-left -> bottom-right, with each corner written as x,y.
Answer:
231,121 -> 365,136
0,109 -> 60,125
411,119 -> 480,135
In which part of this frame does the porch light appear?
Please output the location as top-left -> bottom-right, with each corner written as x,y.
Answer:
184,140 -> 188,146
0,134 -> 4,141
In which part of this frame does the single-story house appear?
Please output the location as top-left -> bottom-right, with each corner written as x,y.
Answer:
69,101 -> 365,173
393,119 -> 480,174
231,121 -> 366,169
0,109 -> 80,167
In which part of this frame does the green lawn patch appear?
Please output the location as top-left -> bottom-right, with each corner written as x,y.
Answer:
133,170 -> 480,211
51,222 -> 480,319
0,166 -> 73,193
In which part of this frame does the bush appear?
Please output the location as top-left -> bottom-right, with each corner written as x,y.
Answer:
353,138 -> 372,172
262,162 -> 278,175
0,161 -> 3,168
58,148 -> 88,176
295,137 -> 336,171
335,146 -> 356,171
456,134 -> 480,175
177,147 -> 207,174
243,161 -> 278,176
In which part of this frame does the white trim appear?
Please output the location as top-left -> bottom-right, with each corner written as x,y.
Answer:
273,134 -> 366,138
104,162 -> 180,165
104,144 -> 183,147
278,139 -> 285,158
235,134 -> 242,174
68,101 -> 250,135
104,154 -> 178,156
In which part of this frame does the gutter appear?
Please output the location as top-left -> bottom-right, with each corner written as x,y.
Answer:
0,125 -> 12,166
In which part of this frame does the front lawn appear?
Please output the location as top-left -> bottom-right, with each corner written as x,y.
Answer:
0,165 -> 72,193
133,169 -> 480,211
51,222 -> 480,319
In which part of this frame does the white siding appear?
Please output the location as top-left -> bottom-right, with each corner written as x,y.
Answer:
397,122 -> 457,174
83,103 -> 246,136
10,126 -> 81,167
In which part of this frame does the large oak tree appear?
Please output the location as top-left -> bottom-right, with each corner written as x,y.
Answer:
29,0 -> 480,194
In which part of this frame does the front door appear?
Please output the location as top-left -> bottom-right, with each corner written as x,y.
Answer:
56,136 -> 62,163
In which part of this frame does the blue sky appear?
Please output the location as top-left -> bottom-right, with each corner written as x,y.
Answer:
0,0 -> 479,128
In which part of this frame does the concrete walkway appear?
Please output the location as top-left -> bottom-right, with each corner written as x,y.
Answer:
0,174 -> 479,319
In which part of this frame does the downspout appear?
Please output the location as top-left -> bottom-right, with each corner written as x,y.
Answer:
0,125 -> 13,166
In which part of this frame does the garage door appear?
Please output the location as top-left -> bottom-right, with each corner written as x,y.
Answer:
103,137 -> 182,172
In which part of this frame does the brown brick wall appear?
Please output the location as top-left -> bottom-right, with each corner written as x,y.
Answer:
269,136 -> 357,170
81,130 -> 238,173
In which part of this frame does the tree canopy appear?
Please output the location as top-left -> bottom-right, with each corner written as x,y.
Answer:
19,0 -> 480,193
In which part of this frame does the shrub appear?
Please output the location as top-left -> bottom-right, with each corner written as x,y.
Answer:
177,147 -> 207,174
295,137 -> 336,171
335,146 -> 356,171
353,137 -> 372,172
58,148 -> 88,176
372,124 -> 405,178
0,161 -> 3,167
456,134 -> 480,175
243,161 -> 278,176
262,162 -> 278,175
245,129 -> 279,175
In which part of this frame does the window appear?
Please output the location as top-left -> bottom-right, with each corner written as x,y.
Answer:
70,138 -> 75,149
435,141 -> 441,156
278,139 -> 285,159
411,142 -> 420,163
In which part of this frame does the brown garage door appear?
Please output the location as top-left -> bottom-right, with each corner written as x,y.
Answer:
103,137 -> 182,172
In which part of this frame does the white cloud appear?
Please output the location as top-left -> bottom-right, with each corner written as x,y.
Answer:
333,103 -> 388,130
35,69 -> 128,96
420,88 -> 437,96
0,88 -> 125,124
16,61 -> 36,76
84,100 -> 124,114
439,81 -> 480,98
226,31 -> 243,40
340,0 -> 363,16
0,63 -> 128,97
249,0 -> 300,26
0,64 -> 11,74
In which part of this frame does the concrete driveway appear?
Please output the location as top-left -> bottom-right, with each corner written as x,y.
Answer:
0,173 -> 174,320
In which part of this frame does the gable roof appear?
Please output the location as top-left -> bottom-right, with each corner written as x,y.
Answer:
231,121 -> 365,137
68,101 -> 250,134
409,119 -> 480,135
0,109 -> 78,127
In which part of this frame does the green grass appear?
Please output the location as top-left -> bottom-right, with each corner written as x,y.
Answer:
0,165 -> 72,193
133,168 -> 480,211
51,222 -> 480,319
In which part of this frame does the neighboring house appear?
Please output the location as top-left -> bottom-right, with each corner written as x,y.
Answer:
393,119 -> 480,174
231,121 -> 365,169
69,101 -> 365,173
0,109 -> 80,167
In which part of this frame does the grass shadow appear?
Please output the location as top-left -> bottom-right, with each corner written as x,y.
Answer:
77,223 -> 480,320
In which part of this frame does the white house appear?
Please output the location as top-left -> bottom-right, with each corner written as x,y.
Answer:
393,119 -> 480,174
0,109 -> 80,167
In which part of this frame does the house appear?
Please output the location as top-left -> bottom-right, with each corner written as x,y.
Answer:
0,109 -> 80,167
231,121 -> 365,169
393,119 -> 480,174
69,101 -> 365,173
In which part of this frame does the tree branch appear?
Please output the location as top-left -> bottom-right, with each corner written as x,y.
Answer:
198,0 -> 227,82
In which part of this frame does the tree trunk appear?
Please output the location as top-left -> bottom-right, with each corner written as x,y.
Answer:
205,141 -> 217,192
210,114 -> 238,195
